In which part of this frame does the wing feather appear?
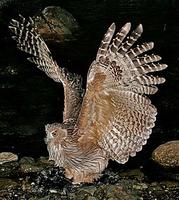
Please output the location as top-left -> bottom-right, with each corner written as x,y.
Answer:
96,23 -> 116,61
118,24 -> 143,55
9,15 -> 84,121
110,22 -> 131,54
75,22 -> 167,163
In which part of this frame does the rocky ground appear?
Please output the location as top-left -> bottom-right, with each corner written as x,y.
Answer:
0,142 -> 179,200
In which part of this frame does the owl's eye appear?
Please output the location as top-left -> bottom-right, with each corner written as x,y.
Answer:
52,130 -> 58,137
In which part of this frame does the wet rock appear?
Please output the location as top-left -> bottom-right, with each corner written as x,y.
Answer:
34,6 -> 80,43
19,156 -> 35,165
152,140 -> 179,168
0,178 -> 19,190
35,166 -> 70,189
19,157 -> 41,173
0,162 -> 179,199
93,184 -> 138,200
18,156 -> 70,193
37,156 -> 54,165
85,197 -> 97,200
76,186 -> 96,197
132,182 -> 148,190
100,168 -> 145,184
0,160 -> 19,178
146,180 -> 179,200
0,152 -> 18,164
100,169 -> 121,184
160,180 -> 179,188
119,169 -> 145,181
75,189 -> 94,200
29,194 -> 63,200
19,157 -> 53,174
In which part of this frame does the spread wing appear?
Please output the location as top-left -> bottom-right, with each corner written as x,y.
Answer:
9,15 -> 84,122
75,22 -> 167,164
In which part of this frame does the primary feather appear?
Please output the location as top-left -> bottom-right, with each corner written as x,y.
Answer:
9,15 -> 84,122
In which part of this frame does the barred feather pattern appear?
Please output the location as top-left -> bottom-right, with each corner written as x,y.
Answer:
9,16 -> 167,184
48,138 -> 108,183
76,22 -> 167,165
9,15 -> 84,121
93,23 -> 167,95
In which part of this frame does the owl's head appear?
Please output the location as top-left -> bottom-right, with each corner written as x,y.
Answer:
45,123 -> 67,144
45,123 -> 67,166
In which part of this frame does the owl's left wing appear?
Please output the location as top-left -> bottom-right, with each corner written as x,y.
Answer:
75,22 -> 167,164
9,15 -> 84,122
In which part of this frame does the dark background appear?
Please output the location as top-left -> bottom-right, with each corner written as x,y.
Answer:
0,0 -> 178,163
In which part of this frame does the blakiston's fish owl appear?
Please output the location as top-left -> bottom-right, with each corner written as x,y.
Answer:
9,15 -> 167,184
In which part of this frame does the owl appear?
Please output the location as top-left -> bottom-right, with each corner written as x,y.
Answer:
9,15 -> 167,184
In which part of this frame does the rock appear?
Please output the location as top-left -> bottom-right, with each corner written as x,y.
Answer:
86,197 -> 97,200
75,189 -> 93,200
159,181 -> 179,188
19,156 -> 35,164
100,168 -> 145,184
93,184 -> 138,200
0,178 -> 19,190
29,195 -> 63,200
18,156 -> 70,191
34,6 -> 80,43
119,169 -> 145,181
19,157 -> 41,173
132,183 -> 148,190
0,152 -> 18,164
37,156 -> 54,166
0,160 -> 19,178
35,166 -> 70,189
152,140 -> 179,168
19,156 -> 53,174
76,186 -> 96,196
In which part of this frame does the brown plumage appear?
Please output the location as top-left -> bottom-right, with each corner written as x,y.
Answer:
9,15 -> 167,184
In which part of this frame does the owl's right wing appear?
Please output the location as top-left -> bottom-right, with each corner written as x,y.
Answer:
9,15 -> 84,122
75,22 -> 167,164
